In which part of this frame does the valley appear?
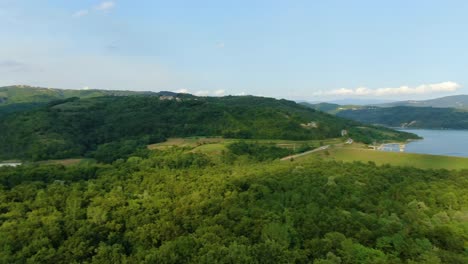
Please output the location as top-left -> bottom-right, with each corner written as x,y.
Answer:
302,95 -> 468,130
3,3 -> 468,262
0,86 -> 466,263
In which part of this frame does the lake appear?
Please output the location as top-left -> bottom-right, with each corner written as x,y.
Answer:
385,129 -> 468,157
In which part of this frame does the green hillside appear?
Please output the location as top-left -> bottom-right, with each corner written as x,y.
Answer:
378,95 -> 468,109
0,85 -> 166,117
301,98 -> 468,130
303,147 -> 468,170
0,85 -> 159,105
0,95 -> 417,161
300,102 -> 365,114
300,102 -> 342,113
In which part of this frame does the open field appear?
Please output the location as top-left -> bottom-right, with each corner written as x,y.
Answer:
148,137 -> 343,154
297,147 -> 468,170
191,143 -> 228,155
148,137 -> 227,150
38,159 -> 92,166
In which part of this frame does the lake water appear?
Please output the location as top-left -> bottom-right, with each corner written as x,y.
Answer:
389,129 -> 468,157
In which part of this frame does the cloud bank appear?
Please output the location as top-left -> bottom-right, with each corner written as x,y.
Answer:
317,81 -> 461,97
173,89 -> 227,97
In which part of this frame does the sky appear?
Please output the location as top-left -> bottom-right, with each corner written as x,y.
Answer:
1,0 -> 468,101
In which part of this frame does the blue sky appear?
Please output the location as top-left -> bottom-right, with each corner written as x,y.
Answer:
1,0 -> 468,101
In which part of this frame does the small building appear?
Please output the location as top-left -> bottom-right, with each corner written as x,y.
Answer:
159,96 -> 175,100
302,121 -> 318,128
0,162 -> 22,168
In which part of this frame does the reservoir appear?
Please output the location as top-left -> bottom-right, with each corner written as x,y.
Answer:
390,129 -> 468,158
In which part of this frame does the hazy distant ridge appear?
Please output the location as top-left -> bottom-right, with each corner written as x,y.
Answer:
377,95 -> 468,109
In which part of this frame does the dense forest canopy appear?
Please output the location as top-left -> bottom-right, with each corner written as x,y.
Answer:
0,148 -> 466,263
0,95 -> 417,161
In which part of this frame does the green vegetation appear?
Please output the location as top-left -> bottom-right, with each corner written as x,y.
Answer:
0,147 -> 466,263
302,147 -> 468,170
0,102 -> 47,118
0,95 -> 417,161
226,141 -> 292,161
0,85 -> 176,117
2,86 -> 463,263
0,85 -> 158,105
300,102 -> 343,114
301,98 -> 468,130
337,106 -> 468,129
149,137 -> 340,158
378,95 -> 468,109
300,102 -> 364,115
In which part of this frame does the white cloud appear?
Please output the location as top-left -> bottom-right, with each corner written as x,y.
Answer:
195,90 -> 210,96
172,89 -> 229,96
195,89 -> 228,96
175,88 -> 189,93
73,10 -> 89,18
95,1 -> 116,11
318,81 -> 461,97
214,89 -> 225,96
81,86 -> 91,90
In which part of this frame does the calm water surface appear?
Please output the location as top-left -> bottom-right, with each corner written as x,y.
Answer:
398,129 -> 468,157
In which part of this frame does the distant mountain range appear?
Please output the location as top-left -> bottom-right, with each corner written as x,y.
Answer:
376,95 -> 468,109
301,95 -> 468,110
337,106 -> 468,129
329,98 -> 394,105
299,98 -> 393,106
301,95 -> 468,129
300,102 -> 343,114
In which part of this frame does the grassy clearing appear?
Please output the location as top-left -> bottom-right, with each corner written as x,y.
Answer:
148,137 -> 343,154
148,137 -> 227,150
191,143 -> 227,155
298,147 -> 468,170
38,159 -> 93,166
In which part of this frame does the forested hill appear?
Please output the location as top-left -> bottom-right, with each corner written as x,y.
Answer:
0,85 -> 177,118
377,95 -> 468,109
0,95 -> 416,161
337,106 -> 468,129
300,102 -> 342,114
0,85 -> 161,105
